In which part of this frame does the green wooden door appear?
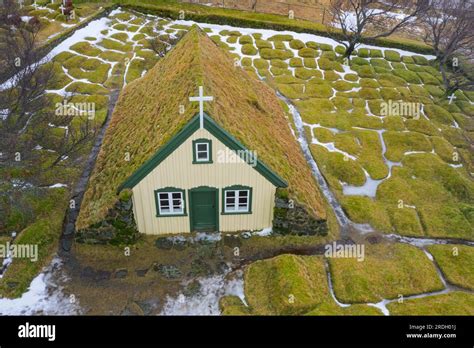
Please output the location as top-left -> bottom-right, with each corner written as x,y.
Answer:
190,189 -> 218,232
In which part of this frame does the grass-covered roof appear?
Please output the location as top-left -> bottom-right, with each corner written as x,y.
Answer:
77,26 -> 326,229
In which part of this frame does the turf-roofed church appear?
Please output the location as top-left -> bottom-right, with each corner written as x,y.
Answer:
77,26 -> 327,236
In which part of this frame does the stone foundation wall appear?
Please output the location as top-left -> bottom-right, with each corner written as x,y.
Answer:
273,196 -> 328,236
75,196 -> 140,245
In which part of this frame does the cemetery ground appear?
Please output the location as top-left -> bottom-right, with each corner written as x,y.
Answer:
0,5 -> 473,315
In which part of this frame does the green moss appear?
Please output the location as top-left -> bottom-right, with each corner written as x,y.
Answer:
383,131 -> 432,162
98,38 -> 132,52
313,127 -> 335,143
69,41 -> 102,57
298,47 -> 317,58
305,83 -> 333,98
428,245 -> 474,290
408,85 -> 431,98
260,48 -> 293,60
378,73 -> 407,87
253,58 -> 269,70
383,116 -> 405,131
419,204 -> 472,239
318,57 -> 338,71
323,70 -> 340,81
289,57 -> 303,67
268,34 -> 293,41
354,65 -> 375,78
98,50 -> 125,62
406,63 -> 425,72
370,58 -> 391,70
289,39 -> 305,50
344,73 -> 358,82
359,78 -> 379,88
255,39 -> 272,49
303,58 -> 317,68
271,59 -> 288,68
241,44 -> 258,55
310,145 -> 366,186
0,189 -> 68,298
329,243 -> 443,303
393,69 -> 422,84
295,68 -> 319,80
357,48 -> 369,58
417,72 -> 440,85
277,84 -> 305,99
226,35 -> 237,44
405,118 -> 439,136
352,57 -> 370,66
359,88 -> 380,100
319,43 -> 333,51
274,75 -> 304,84
238,35 -> 253,44
340,196 -> 392,232
380,88 -> 402,101
334,45 -> 346,55
369,49 -> 383,58
219,295 -> 251,315
388,292 -> 474,315
273,41 -> 286,49
431,136 -> 457,164
424,104 -> 454,125
384,50 -> 401,62
412,55 -> 428,65
388,206 -> 424,236
65,82 -> 109,95
332,80 -> 356,92
244,254 -> 330,315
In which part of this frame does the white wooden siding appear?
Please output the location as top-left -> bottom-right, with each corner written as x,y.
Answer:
131,128 -> 277,235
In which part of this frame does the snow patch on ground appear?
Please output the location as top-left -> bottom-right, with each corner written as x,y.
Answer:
160,270 -> 245,315
0,258 -> 81,315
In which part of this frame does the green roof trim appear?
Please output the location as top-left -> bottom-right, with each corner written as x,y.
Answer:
118,113 -> 288,192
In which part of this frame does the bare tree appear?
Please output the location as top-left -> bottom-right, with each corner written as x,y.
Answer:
421,0 -> 474,95
327,0 -> 429,58
0,0 -> 55,170
0,1 -> 97,187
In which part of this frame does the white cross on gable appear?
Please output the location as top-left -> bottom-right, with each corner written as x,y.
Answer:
189,86 -> 213,129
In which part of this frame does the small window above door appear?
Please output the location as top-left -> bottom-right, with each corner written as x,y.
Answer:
192,138 -> 213,164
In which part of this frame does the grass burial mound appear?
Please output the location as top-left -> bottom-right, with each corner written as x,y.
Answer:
77,27 -> 327,235
219,254 -> 381,315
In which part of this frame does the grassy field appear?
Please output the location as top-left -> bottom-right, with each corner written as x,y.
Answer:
23,1 -> 109,44
387,292 -> 474,315
221,254 -> 381,315
0,188 -> 69,298
328,243 -> 444,303
117,0 -> 433,54
427,244 -> 474,291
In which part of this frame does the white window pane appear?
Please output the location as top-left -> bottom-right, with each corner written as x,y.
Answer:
158,191 -> 184,215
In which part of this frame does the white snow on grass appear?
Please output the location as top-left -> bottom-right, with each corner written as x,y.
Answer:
160,270 -> 245,315
0,258 -> 80,315
171,19 -> 436,59
252,227 -> 273,237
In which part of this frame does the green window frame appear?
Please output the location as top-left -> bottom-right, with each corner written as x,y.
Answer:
221,185 -> 252,215
192,138 -> 213,164
154,187 -> 187,217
